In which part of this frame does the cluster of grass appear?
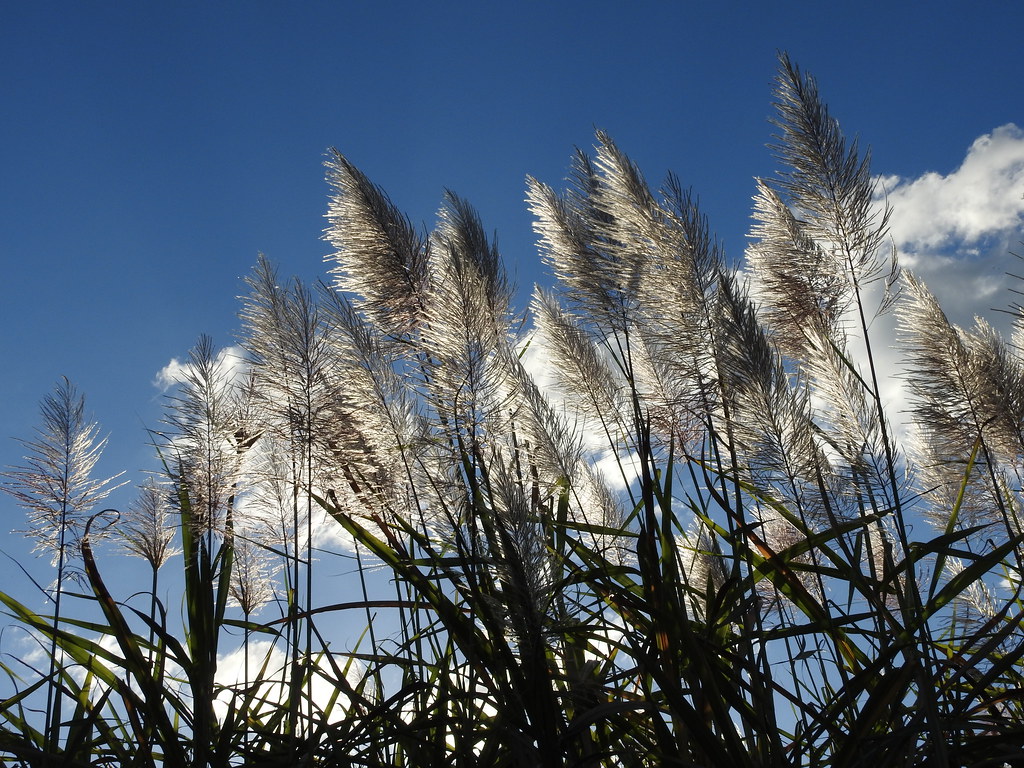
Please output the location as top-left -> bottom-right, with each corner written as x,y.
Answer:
2,55 -> 1023,767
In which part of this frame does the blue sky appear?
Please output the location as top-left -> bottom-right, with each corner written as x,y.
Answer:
1,2 -> 1022,581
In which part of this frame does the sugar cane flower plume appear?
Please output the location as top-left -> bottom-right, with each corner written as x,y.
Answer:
228,530 -> 278,617
528,135 -> 719,419
118,477 -> 181,571
241,256 -> 349,503
417,192 -> 571,621
676,518 -> 728,620
160,336 -> 256,539
324,148 -> 430,340
2,377 -> 123,586
899,272 -> 1024,546
322,151 -> 576,644
740,56 -> 909,600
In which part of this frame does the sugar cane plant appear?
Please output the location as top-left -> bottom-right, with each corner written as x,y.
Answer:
1,53 -> 1023,767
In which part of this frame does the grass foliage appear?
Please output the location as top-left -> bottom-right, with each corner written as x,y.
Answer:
2,55 -> 1024,767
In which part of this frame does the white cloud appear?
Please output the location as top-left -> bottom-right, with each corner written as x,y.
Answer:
875,124 -> 1024,333
153,357 -> 188,391
880,124 -> 1024,254
214,639 -> 362,728
153,345 -> 248,392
